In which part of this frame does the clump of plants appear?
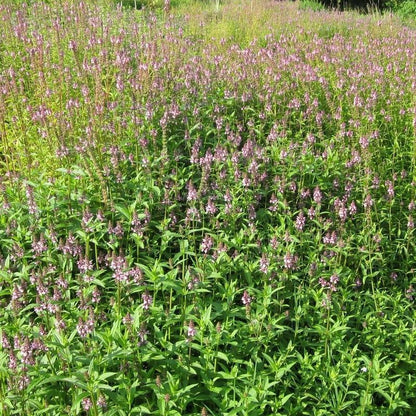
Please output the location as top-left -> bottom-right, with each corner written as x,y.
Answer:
1,0 -> 416,415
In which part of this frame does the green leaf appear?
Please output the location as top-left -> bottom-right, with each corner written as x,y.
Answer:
98,372 -> 117,381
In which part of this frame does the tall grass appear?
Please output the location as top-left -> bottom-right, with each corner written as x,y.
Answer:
1,0 -> 416,414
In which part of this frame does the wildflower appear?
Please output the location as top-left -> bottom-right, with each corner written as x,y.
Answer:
81,209 -> 94,232
82,397 -> 92,411
142,291 -> 153,310
319,278 -> 328,288
406,285 -> 414,301
200,234 -> 214,254
323,231 -> 337,245
187,181 -> 198,202
110,255 -> 129,283
97,395 -> 107,409
129,267 -> 144,284
185,207 -> 201,225
313,186 -> 322,204
18,373 -> 30,391
259,254 -> 269,274
295,211 -> 306,231
77,257 -> 94,275
187,276 -> 200,290
385,180 -> 394,200
205,198 -> 217,215
248,204 -> 256,221
123,313 -> 133,327
305,205 -> 315,220
270,236 -> 279,250
322,293 -> 331,309
109,221 -> 124,238
1,333 -> 10,349
32,234 -> 48,256
241,290 -> 252,306
92,287 -> 101,303
329,274 -> 339,291
25,184 -> 38,215
338,204 -> 348,222
300,188 -> 311,199
269,193 -> 278,212
359,136 -> 369,149
283,252 -> 298,271
55,314 -> 66,331
8,351 -> 17,370
61,233 -> 82,257
138,325 -> 149,346
186,321 -> 196,342
349,201 -> 357,216
76,309 -> 95,338
363,194 -> 373,210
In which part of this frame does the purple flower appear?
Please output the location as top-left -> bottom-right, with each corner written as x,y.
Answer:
110,255 -> 128,281
205,198 -> 217,215
259,254 -> 269,274
359,136 -> 369,149
363,194 -> 373,210
385,180 -> 394,200
76,309 -> 95,338
295,211 -> 306,231
142,291 -> 153,310
313,186 -> 322,204
186,321 -> 196,342
200,234 -> 214,254
338,204 -> 348,222
283,252 -> 298,271
92,287 -> 101,303
82,397 -> 92,411
138,325 -> 149,346
32,234 -> 48,256
187,181 -> 198,202
122,313 -> 133,326
77,257 -> 94,274
269,193 -> 278,212
308,206 -> 316,219
131,212 -> 144,235
349,201 -> 357,216
60,233 -> 82,257
241,290 -> 252,306
129,267 -> 144,284
109,221 -> 124,238
97,395 -> 107,409
1,333 -> 10,349
323,231 -> 338,245
25,184 -> 39,215
18,373 -> 30,391
81,209 -> 94,232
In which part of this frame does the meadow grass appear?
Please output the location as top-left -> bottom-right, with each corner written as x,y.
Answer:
1,0 -> 416,414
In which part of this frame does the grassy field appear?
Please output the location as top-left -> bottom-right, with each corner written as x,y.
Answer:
1,0 -> 416,414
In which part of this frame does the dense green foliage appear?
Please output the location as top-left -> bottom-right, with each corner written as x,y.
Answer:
1,0 -> 416,415
316,0 -> 416,17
